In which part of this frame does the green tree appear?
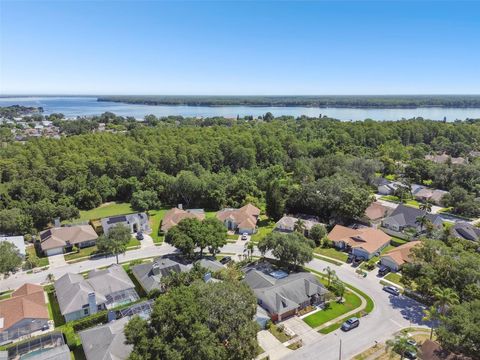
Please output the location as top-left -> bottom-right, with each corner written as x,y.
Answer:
201,218 -> 227,256
294,219 -> 306,234
97,224 -> 131,263
165,218 -> 201,258
265,180 -> 285,221
258,232 -> 314,268
124,281 -> 258,360
385,335 -> 416,360
422,305 -> 439,340
323,266 -> 337,288
432,286 -> 460,316
309,224 -> 327,245
130,190 -> 160,213
435,300 -> 480,358
419,200 -> 432,213
0,208 -> 32,235
0,242 -> 22,275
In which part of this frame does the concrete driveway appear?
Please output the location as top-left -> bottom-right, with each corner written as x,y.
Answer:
282,317 -> 322,345
257,330 -> 292,360
140,233 -> 154,248
47,253 -> 66,268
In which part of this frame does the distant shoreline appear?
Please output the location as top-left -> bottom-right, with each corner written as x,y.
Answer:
96,95 -> 480,109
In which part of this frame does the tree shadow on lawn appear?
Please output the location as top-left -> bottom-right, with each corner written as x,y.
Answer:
388,295 -> 433,327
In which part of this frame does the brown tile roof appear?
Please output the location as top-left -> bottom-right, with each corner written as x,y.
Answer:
420,340 -> 471,360
216,203 -> 260,230
328,225 -> 391,254
364,202 -> 391,221
161,208 -> 205,232
40,225 -> 98,251
381,240 -> 421,266
0,283 -> 49,332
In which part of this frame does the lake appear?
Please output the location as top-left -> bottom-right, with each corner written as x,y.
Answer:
2,96 -> 480,121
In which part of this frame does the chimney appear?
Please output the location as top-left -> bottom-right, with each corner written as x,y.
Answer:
88,293 -> 97,315
151,263 -> 160,275
178,204 -> 183,210
54,217 -> 61,228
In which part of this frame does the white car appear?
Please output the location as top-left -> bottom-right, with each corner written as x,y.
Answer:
241,233 -> 248,240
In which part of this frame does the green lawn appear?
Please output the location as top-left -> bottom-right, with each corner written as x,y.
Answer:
390,236 -> 409,246
318,322 -> 342,334
26,245 -> 49,268
148,208 -> 168,243
0,291 -> 12,300
314,248 -> 349,262
384,272 -> 403,286
65,238 -> 139,262
303,291 -> 362,328
46,287 -> 65,327
251,217 -> 275,243
268,324 -> 292,343
380,196 -> 421,208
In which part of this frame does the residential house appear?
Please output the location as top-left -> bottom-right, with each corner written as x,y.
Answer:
451,222 -> 480,242
54,265 -> 139,322
39,225 -> 98,256
375,178 -> 403,195
216,203 -> 260,234
420,339 -> 471,360
132,257 -> 190,293
243,269 -> 328,322
381,204 -> 443,234
196,258 -> 226,273
160,207 -> 205,233
413,186 -> 449,206
79,317 -> 132,360
327,225 -> 392,260
425,153 -> 467,165
3,332 -> 70,360
101,213 -> 150,236
0,284 -> 50,343
0,236 -> 26,257
380,241 -> 421,271
274,215 -> 323,237
363,202 -> 393,225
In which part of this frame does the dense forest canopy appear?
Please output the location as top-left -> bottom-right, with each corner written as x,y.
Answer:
1,114 -> 480,234
98,95 -> 480,108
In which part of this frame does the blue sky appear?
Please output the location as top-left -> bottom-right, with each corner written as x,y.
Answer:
1,1 -> 479,95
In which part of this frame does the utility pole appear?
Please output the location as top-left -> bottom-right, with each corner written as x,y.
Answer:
339,338 -> 342,360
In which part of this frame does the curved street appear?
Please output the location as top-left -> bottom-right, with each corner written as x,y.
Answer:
0,241 -> 430,360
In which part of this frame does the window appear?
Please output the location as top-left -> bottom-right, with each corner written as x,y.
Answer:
83,308 -> 89,315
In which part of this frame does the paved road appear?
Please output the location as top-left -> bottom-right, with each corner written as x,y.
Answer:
1,241 -> 430,360
282,258 -> 430,360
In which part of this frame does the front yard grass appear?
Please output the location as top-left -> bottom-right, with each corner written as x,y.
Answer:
384,272 -> 402,286
64,246 -> 100,261
268,324 -> 292,343
303,290 -> 362,328
314,247 -> 348,262
251,217 -> 275,243
26,245 -> 49,268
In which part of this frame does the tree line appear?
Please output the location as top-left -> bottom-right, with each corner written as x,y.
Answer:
1,115 -> 479,235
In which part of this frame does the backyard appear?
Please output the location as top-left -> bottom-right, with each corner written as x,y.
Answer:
250,217 -> 275,243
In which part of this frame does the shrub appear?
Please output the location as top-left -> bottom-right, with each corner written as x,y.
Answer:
71,310 -> 108,332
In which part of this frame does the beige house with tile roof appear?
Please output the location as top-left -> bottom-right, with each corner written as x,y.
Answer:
39,225 -> 98,256
380,240 -> 421,271
216,203 -> 260,234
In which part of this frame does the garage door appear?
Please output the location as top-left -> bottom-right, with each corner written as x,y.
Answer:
46,247 -> 63,256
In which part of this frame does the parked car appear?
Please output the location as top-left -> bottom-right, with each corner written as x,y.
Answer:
136,232 -> 144,240
407,339 -> 417,347
404,350 -> 417,359
378,266 -> 390,277
241,233 -> 248,240
341,317 -> 359,331
220,256 -> 232,265
383,285 -> 400,296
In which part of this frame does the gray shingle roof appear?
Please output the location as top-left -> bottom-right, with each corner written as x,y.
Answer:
131,257 -> 190,293
79,317 -> 132,360
54,265 -> 136,315
385,204 -> 442,228
452,222 -> 480,241
244,270 -> 328,315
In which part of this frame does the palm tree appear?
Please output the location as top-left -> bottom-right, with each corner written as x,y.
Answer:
419,200 -> 432,214
323,266 -> 337,288
385,335 -> 416,360
422,306 -> 438,340
415,215 -> 428,233
245,241 -> 255,260
432,286 -> 459,316
294,219 -> 306,235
